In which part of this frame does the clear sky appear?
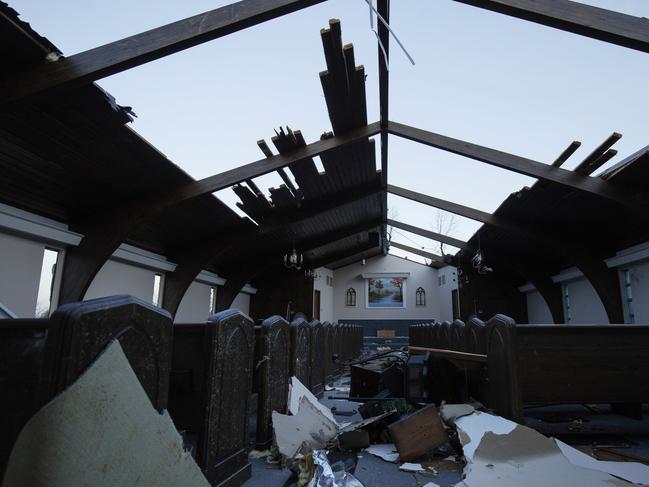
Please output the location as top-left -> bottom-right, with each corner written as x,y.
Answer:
11,0 -> 649,264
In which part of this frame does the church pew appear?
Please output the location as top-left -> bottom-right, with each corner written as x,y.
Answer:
168,310 -> 254,486
0,319 -> 48,476
450,319 -> 466,352
289,317 -> 311,388
322,322 -> 334,385
0,295 -> 173,479
254,316 -> 290,450
309,320 -> 325,396
486,315 -> 649,423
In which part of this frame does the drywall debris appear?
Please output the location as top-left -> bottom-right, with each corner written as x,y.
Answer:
455,411 -> 635,487
289,376 -> 337,424
440,403 -> 475,426
2,341 -> 209,487
555,438 -> 649,485
273,396 -> 339,458
399,462 -> 428,473
364,444 -> 399,463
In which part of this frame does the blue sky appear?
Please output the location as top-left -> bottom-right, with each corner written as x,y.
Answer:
12,0 -> 649,264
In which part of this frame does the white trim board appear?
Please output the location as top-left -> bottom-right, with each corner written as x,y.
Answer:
606,241 -> 649,268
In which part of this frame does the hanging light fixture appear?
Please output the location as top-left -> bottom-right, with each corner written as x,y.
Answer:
304,269 -> 321,280
284,248 -> 303,270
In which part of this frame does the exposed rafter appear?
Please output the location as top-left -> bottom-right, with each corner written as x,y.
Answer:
387,121 -> 647,209
0,0 -> 328,105
131,122 -> 381,218
453,0 -> 649,53
389,241 -> 444,264
388,219 -> 467,249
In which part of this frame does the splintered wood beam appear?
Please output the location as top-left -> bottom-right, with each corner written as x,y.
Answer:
245,178 -> 263,196
387,219 -> 467,249
574,132 -> 622,175
1,0 -> 327,105
552,141 -> 581,168
257,138 -> 298,195
390,241 -> 445,263
148,122 -> 380,213
387,121 -> 647,209
453,0 -> 649,53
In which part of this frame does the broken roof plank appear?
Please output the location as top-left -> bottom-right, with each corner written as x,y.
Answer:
453,0 -> 649,53
0,0 -> 328,105
551,141 -> 581,168
148,121 -> 381,214
574,132 -> 622,175
387,121 -> 648,210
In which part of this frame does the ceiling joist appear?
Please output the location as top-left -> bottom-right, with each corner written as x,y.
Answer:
0,0 -> 327,105
453,0 -> 649,54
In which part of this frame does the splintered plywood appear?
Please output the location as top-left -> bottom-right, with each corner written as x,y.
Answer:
2,341 -> 209,487
388,404 -> 448,462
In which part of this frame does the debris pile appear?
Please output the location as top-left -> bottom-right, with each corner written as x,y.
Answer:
261,348 -> 649,487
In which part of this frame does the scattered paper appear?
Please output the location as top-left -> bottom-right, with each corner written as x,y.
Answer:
2,341 -> 209,487
288,376 -> 337,424
273,396 -> 339,458
248,449 -> 272,459
399,462 -> 426,472
422,482 -> 441,487
555,439 -> 649,485
364,444 -> 400,463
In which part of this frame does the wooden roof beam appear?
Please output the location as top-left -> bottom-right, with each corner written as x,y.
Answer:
387,218 -> 467,249
144,122 -> 381,216
389,241 -> 445,264
453,0 -> 649,53
387,121 -> 648,210
1,0 -> 328,105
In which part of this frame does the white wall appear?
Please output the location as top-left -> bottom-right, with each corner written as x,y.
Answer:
313,267 -> 334,323
175,281 -> 212,323
333,254 -> 444,321
525,290 -> 554,324
621,261 -> 649,323
564,278 -> 608,324
436,266 -> 459,323
0,232 -> 45,317
85,259 -> 158,303
230,292 -> 251,316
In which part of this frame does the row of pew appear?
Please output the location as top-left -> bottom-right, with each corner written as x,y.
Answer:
410,316 -> 649,423
0,295 -> 363,486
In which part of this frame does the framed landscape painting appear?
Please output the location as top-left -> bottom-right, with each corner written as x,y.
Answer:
367,277 -> 405,308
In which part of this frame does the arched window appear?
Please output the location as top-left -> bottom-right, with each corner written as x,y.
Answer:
416,287 -> 426,306
346,288 -> 357,307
